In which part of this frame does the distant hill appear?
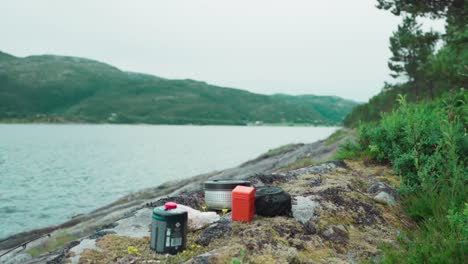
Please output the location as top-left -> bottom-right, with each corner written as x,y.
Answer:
0,51 -> 358,125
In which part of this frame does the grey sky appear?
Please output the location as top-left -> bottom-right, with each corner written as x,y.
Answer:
0,0 -> 442,101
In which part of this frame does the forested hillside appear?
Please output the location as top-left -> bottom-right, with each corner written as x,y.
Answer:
0,52 -> 357,125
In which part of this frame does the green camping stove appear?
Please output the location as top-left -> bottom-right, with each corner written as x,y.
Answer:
150,202 -> 188,254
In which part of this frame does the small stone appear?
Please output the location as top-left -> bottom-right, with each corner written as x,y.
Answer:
336,224 -> 348,232
304,220 -> 317,234
88,230 -> 117,240
321,226 -> 335,238
288,238 -> 305,250
309,178 -> 322,187
219,212 -> 232,223
347,251 -> 357,264
367,182 -> 396,197
189,252 -> 212,264
320,224 -> 349,245
292,196 -> 319,224
373,191 -> 396,206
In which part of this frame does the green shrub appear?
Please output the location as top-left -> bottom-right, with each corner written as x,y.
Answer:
332,139 -> 366,160
343,89 -> 467,263
324,129 -> 348,146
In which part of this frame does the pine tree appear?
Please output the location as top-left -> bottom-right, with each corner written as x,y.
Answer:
375,0 -> 465,20
388,16 -> 439,98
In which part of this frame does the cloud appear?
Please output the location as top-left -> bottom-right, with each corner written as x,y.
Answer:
1,0 -> 409,101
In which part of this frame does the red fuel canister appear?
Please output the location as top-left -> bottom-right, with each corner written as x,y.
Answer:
231,186 -> 255,222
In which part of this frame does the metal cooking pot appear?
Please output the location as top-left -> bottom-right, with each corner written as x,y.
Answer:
203,180 -> 250,209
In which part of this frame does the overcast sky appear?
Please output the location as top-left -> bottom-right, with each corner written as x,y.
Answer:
0,0 -> 443,101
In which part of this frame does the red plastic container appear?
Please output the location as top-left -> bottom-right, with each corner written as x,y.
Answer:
231,186 -> 255,222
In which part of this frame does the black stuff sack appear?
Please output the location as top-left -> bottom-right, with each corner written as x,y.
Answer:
254,186 -> 291,217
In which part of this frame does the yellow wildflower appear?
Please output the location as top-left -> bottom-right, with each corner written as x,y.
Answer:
127,246 -> 139,255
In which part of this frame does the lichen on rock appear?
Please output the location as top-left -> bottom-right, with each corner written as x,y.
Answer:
292,196 -> 319,224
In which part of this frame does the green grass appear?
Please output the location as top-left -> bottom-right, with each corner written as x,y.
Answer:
27,231 -> 78,257
79,234 -> 213,263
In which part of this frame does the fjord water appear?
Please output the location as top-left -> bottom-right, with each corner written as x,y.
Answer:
0,124 -> 337,239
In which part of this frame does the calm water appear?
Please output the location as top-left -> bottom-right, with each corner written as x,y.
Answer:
0,124 -> 337,239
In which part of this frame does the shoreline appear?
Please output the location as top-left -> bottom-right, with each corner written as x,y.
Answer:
0,131 -> 351,263
0,125 -> 341,243
0,121 -> 341,127
0,127 -> 413,263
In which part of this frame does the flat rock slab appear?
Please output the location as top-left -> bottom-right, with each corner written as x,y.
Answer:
67,208 -> 152,263
110,208 -> 152,238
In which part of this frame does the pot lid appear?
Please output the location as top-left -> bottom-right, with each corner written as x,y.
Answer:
255,186 -> 284,197
204,180 -> 250,190
153,203 -> 187,218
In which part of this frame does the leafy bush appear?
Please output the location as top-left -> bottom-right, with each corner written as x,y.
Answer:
340,90 -> 467,263
332,139 -> 368,160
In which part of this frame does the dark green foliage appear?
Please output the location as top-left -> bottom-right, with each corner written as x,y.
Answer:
344,15 -> 466,127
332,139 -> 366,160
357,92 -> 466,190
0,52 -> 358,125
388,16 -> 439,82
344,30 -> 467,126
341,91 -> 467,263
343,83 -> 413,126
424,25 -> 468,85
344,0 -> 467,127
376,0 -> 466,21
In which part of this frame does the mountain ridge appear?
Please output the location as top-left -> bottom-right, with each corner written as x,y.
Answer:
0,51 -> 359,125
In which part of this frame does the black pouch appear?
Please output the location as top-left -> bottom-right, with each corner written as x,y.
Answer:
254,186 -> 292,217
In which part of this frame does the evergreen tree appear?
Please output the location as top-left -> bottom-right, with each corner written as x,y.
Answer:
376,0 -> 467,42
388,16 -> 439,97
375,0 -> 465,20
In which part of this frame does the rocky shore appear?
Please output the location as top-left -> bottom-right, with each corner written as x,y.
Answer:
0,130 -> 412,263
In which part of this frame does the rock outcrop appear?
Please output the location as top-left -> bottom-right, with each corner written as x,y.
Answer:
0,132 -> 414,263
